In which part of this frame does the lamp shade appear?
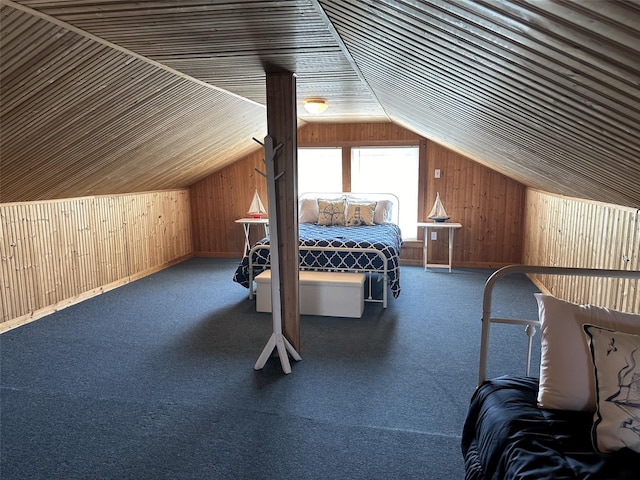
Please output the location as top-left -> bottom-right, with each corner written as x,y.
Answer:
303,98 -> 328,114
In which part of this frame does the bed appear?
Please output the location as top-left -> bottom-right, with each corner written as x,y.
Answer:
462,265 -> 640,480
232,192 -> 403,308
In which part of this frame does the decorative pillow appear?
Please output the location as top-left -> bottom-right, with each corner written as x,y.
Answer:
317,198 -> 345,226
298,198 -> 319,223
374,200 -> 394,224
583,324 -> 640,453
345,201 -> 376,226
535,293 -> 640,411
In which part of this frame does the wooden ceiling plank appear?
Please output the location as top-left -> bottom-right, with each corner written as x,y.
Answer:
2,44 -> 160,145
350,70 -> 640,203
327,1 -> 640,154
2,0 -> 639,208
20,1 -> 310,18
1,36 -> 118,117
348,36 -> 640,167
362,1 -> 640,114
471,0 -> 640,84
515,0 -> 640,50
329,0 -> 639,206
566,0 -> 640,32
329,3 -> 640,152
2,0 -> 263,106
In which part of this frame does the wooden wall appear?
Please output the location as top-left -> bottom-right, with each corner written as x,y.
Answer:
422,141 -> 525,267
191,122 -> 526,268
0,190 -> 193,330
190,149 -> 268,257
523,189 -> 639,313
298,122 -> 421,145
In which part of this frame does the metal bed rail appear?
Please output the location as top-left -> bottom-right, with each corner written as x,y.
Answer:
248,245 -> 391,307
478,264 -> 640,387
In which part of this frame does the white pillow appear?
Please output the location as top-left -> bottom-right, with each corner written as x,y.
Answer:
535,294 -> 640,411
298,198 -> 319,223
374,200 -> 394,224
583,324 -> 640,453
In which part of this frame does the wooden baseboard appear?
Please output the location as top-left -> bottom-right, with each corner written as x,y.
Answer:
399,259 -> 513,269
194,251 -> 243,258
454,261 -> 513,269
195,252 -> 512,271
526,275 -> 553,295
128,254 -> 193,282
399,259 -> 422,266
0,254 -> 193,334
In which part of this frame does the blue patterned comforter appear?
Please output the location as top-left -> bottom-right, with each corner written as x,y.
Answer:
232,223 -> 403,298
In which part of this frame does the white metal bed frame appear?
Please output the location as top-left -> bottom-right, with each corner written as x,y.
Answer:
246,192 -> 401,309
478,264 -> 640,386
248,245 -> 391,307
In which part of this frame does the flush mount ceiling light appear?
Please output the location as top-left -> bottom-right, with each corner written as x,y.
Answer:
303,98 -> 328,114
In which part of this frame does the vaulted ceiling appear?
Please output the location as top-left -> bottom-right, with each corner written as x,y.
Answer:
1,0 -> 639,208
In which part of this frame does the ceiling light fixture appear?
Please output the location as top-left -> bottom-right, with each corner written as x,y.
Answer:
303,98 -> 328,114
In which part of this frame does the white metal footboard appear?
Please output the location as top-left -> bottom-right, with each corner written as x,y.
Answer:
248,245 -> 390,308
478,264 -> 640,387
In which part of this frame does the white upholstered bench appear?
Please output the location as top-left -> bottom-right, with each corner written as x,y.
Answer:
255,270 -> 365,318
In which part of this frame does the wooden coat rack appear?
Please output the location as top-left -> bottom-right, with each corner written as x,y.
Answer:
253,135 -> 301,374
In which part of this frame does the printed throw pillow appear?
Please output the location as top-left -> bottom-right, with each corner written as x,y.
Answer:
583,324 -> 640,453
535,294 -> 640,411
317,198 -> 345,226
345,201 -> 376,226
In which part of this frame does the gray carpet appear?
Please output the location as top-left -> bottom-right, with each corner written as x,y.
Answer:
0,258 -> 540,479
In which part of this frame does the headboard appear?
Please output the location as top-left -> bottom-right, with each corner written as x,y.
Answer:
478,264 -> 640,386
298,192 -> 400,225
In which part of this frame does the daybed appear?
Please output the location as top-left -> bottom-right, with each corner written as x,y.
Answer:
462,265 -> 640,480
233,192 -> 403,308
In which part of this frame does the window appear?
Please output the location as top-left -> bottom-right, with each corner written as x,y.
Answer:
297,148 -> 342,195
351,147 -> 419,239
297,145 -> 419,240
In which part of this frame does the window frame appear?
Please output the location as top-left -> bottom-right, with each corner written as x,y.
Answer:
297,139 -> 427,240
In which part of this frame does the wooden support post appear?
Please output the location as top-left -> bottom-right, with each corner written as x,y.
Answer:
254,136 -> 301,374
265,71 -> 300,353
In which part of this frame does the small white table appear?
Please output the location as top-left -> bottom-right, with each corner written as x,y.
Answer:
235,218 -> 269,256
417,222 -> 462,272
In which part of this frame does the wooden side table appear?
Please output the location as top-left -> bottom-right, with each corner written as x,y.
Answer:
417,222 -> 462,272
235,218 -> 269,256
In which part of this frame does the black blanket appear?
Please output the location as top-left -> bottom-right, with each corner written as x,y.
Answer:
461,376 -> 640,480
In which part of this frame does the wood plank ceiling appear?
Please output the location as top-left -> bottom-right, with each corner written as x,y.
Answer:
1,0 -> 639,209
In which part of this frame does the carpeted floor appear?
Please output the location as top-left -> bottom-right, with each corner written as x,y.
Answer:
0,258 -> 540,479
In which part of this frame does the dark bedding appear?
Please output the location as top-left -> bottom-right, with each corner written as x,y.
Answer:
461,376 -> 640,480
233,222 -> 403,298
